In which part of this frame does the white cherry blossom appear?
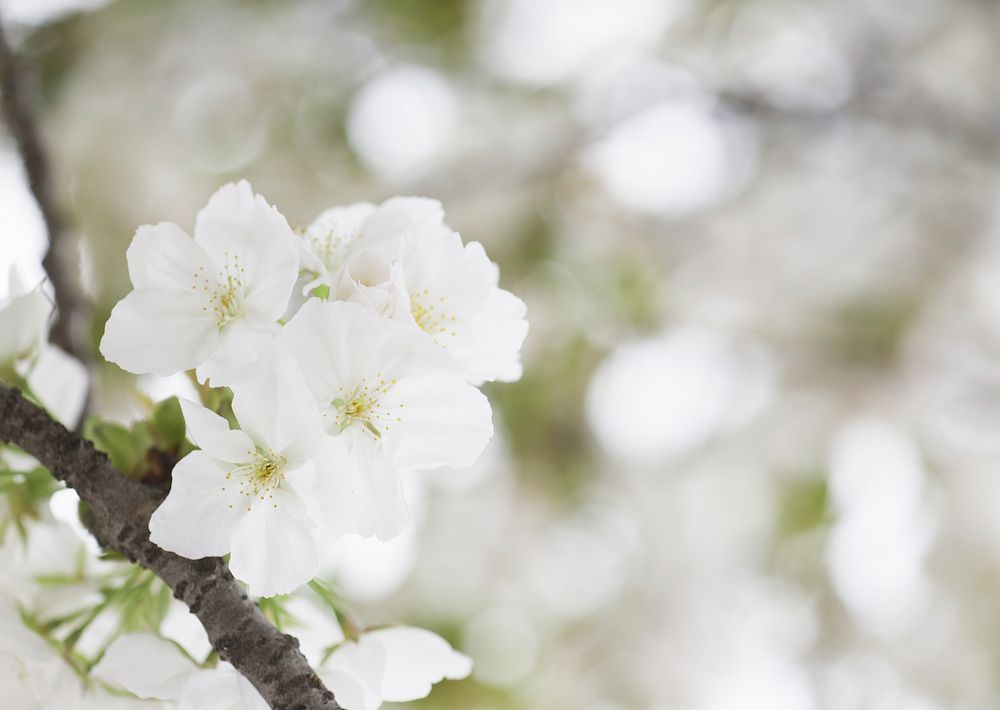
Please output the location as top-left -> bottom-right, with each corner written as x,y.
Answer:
0,269 -> 88,427
93,633 -> 267,710
319,626 -> 472,710
0,515 -> 105,620
384,229 -> 528,384
278,299 -> 493,541
0,600 -> 144,709
100,181 -> 298,386
301,197 -> 528,383
296,197 -> 447,297
0,267 -> 52,366
0,600 -> 82,709
148,358 -> 339,596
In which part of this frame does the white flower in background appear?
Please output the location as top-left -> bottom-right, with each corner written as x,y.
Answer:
319,627 -> 472,710
346,64 -> 458,181
0,269 -> 88,428
24,346 -> 89,428
149,359 -> 339,596
278,300 -> 493,541
93,633 -> 267,710
0,516 -> 104,620
0,267 -> 51,366
0,600 -> 89,709
100,181 -> 298,386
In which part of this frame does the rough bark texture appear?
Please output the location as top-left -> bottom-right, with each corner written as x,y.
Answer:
0,384 -> 341,710
0,16 -> 88,363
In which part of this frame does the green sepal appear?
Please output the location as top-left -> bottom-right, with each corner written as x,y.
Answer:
310,284 -> 331,300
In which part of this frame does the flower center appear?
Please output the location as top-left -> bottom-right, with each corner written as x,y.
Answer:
214,283 -> 240,321
410,288 -> 456,341
194,252 -> 246,328
330,374 -> 400,439
299,221 -> 362,272
224,449 -> 287,510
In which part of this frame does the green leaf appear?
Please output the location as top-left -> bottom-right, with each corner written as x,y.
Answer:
0,462 -> 58,533
151,397 -> 185,449
35,573 -> 84,587
85,419 -> 145,475
258,595 -> 295,631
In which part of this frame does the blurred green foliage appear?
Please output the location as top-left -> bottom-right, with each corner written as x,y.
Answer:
776,475 -> 829,539
0,463 -> 60,540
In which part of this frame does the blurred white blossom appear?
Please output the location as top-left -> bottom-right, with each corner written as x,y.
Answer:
94,633 -> 267,710
319,626 -> 471,710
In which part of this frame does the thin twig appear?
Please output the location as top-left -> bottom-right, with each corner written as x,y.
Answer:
0,14 -> 89,362
0,384 -> 342,710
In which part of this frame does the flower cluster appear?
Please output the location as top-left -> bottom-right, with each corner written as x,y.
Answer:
101,181 -> 527,595
87,181 -> 526,708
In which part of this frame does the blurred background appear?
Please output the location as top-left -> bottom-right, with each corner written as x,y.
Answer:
2,0 -> 999,708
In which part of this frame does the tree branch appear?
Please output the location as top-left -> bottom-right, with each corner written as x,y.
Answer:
0,384 -> 341,710
0,15 -> 89,362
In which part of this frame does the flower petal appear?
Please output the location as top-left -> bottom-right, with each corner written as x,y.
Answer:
100,289 -> 220,376
278,300 -> 388,404
312,433 -> 409,542
178,665 -> 269,710
149,451 -> 245,559
0,284 -> 51,364
319,669 -> 373,710
383,373 -> 493,470
301,202 -> 376,275
25,346 -> 88,428
127,222 -> 210,291
179,398 -> 254,464
361,196 -> 446,261
403,234 -> 496,319
337,252 -> 409,320
6,265 -> 27,295
453,286 -> 528,383
228,488 -> 319,597
230,357 -> 323,460
368,626 -> 472,702
193,181 -> 298,323
195,320 -> 278,388
322,638 -> 386,710
92,633 -> 193,701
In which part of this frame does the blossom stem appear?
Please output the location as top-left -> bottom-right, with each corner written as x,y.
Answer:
308,579 -> 363,641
